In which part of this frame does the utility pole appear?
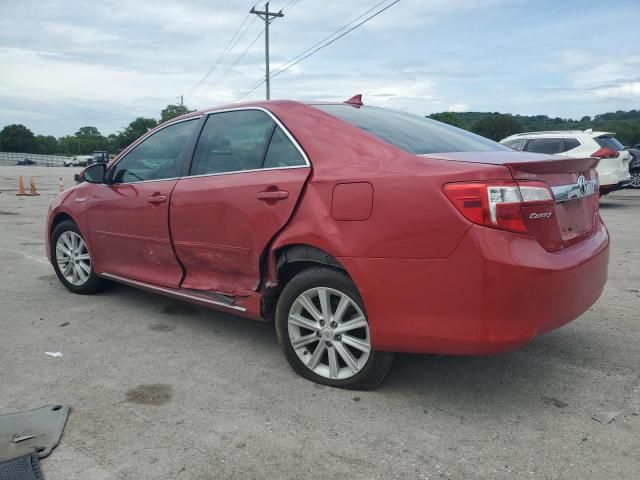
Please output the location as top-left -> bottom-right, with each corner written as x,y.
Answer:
250,2 -> 284,100
180,95 -> 183,107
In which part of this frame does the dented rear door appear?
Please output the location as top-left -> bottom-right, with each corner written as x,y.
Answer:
170,109 -> 310,297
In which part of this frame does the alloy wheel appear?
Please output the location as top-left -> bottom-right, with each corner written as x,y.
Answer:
288,287 -> 371,380
55,231 -> 92,286
630,171 -> 640,189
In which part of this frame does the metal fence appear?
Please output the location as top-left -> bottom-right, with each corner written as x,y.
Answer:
0,151 -> 73,167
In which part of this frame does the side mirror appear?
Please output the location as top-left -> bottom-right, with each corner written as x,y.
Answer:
83,163 -> 106,184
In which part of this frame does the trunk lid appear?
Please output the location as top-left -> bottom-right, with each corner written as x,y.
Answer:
424,151 -> 600,251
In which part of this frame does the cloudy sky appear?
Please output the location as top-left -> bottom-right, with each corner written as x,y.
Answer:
1,0 -> 639,137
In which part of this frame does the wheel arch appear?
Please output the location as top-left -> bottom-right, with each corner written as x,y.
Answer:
262,243 -> 350,320
49,212 -> 75,236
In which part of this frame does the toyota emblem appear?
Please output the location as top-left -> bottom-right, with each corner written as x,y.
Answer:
577,175 -> 588,196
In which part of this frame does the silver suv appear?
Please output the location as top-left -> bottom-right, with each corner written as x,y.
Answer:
501,129 -> 632,195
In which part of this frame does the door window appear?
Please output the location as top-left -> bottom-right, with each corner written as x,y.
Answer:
263,126 -> 306,168
190,110 -> 276,175
524,138 -> 564,154
110,119 -> 197,184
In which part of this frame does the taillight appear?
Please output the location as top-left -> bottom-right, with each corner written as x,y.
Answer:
443,181 -> 554,233
591,147 -> 618,159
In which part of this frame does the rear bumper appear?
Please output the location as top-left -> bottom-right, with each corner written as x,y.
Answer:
600,178 -> 632,194
340,222 -> 609,355
598,169 -> 631,188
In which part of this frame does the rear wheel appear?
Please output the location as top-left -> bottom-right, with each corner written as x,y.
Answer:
51,220 -> 106,294
630,169 -> 640,189
275,267 -> 393,389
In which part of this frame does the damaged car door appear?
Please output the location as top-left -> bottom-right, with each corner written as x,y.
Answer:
170,108 -> 310,297
88,118 -> 199,287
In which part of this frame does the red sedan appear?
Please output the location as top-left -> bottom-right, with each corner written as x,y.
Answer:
46,97 -> 609,389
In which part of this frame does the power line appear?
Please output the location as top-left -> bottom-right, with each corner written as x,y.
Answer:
193,29 -> 265,103
234,0 -> 400,102
184,14 -> 258,99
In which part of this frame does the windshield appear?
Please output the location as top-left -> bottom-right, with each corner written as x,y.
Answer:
313,104 -> 509,155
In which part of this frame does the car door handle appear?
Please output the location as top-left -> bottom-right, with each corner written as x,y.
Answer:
257,190 -> 289,201
147,195 -> 167,204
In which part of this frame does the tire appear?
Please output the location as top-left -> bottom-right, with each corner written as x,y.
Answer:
275,266 -> 393,390
51,220 -> 106,294
630,169 -> 640,189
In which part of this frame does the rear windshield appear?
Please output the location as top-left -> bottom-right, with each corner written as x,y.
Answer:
595,136 -> 624,151
313,104 -> 509,154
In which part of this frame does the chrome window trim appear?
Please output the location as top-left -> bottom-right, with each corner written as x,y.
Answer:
183,106 -> 311,179
552,178 -> 598,203
107,116 -> 203,185
98,177 -> 180,186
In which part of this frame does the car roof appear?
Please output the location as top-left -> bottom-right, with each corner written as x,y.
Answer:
501,129 -> 616,142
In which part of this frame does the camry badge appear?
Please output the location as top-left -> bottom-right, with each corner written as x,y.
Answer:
529,212 -> 552,219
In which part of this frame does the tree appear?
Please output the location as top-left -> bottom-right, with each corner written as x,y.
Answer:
428,112 -> 462,128
0,124 -> 36,152
580,115 -> 591,123
471,114 -> 523,141
34,135 -> 58,154
160,104 -> 192,122
115,117 -> 158,150
75,126 -> 102,137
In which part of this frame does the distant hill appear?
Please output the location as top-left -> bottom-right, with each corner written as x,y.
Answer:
428,110 -> 640,146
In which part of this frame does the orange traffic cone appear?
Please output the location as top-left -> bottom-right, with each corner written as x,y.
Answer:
29,177 -> 40,196
58,177 -> 64,192
16,176 -> 27,196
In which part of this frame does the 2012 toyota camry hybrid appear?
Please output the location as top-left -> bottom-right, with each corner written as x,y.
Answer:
46,96 -> 609,389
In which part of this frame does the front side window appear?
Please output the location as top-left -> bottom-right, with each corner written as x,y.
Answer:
110,119 -> 197,183
190,110 -> 276,175
313,104 -> 508,154
524,138 -> 564,154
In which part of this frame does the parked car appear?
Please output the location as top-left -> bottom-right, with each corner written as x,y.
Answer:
15,158 -> 36,165
627,148 -> 640,188
46,99 -> 609,389
500,130 -> 632,195
88,151 -> 109,165
72,155 -> 93,167
63,158 -> 74,167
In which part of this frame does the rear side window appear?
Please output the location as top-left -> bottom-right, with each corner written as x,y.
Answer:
563,138 -> 581,151
524,138 -> 564,154
503,139 -> 524,150
313,105 -> 508,154
263,126 -> 306,168
191,110 -> 275,175
595,136 -> 624,151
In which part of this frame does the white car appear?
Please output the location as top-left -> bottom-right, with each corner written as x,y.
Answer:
500,130 -> 632,195
71,155 -> 93,167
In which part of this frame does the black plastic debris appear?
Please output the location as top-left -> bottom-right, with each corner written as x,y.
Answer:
0,452 -> 44,480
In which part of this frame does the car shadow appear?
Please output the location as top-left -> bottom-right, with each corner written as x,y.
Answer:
104,283 -> 609,414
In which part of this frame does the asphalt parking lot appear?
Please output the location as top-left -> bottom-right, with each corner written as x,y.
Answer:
0,165 -> 638,479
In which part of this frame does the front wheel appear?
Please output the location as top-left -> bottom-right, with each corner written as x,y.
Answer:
630,169 -> 640,189
275,267 -> 393,390
51,220 -> 106,294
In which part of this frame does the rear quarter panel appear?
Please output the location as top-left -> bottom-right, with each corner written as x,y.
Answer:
266,102 -> 513,260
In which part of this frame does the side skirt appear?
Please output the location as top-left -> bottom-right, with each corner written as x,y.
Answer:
99,272 -> 254,315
